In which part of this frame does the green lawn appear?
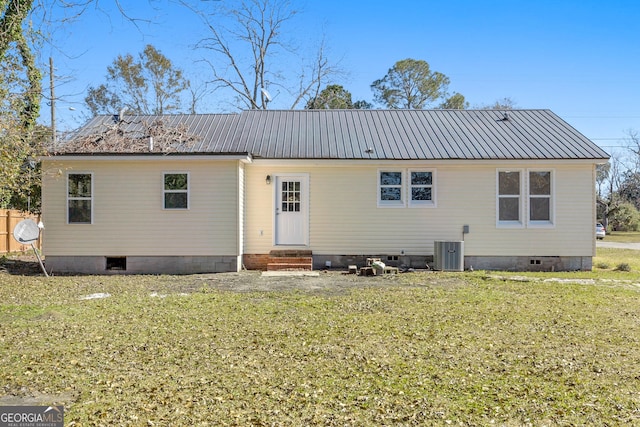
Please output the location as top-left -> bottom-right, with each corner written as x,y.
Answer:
601,231 -> 640,243
1,254 -> 640,425
594,247 -> 640,274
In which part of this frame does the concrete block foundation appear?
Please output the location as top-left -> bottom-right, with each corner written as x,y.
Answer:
312,254 -> 431,271
464,256 -> 592,272
45,255 -> 239,275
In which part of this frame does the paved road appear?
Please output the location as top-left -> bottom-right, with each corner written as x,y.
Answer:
596,241 -> 640,250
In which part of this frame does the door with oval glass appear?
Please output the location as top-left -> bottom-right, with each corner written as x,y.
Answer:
274,175 -> 308,245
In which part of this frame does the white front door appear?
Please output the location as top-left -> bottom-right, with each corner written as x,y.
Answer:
275,175 -> 308,245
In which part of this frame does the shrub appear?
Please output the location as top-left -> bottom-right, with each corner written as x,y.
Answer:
615,262 -> 632,272
609,202 -> 640,232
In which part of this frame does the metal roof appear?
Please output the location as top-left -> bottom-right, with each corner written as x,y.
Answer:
64,109 -> 609,160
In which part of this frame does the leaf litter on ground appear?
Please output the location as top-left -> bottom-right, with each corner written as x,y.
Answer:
0,270 -> 639,425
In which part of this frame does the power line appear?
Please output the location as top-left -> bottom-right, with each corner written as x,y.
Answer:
565,116 -> 640,119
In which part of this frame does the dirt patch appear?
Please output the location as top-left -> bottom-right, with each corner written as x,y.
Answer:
0,253 -> 42,275
0,254 -> 436,293
0,389 -> 77,407
160,269 -> 426,295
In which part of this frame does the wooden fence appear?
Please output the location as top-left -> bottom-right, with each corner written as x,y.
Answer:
0,209 -> 42,254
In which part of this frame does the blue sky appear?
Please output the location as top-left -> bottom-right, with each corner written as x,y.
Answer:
44,0 -> 639,153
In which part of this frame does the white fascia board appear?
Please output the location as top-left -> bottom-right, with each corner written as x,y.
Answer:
249,158 -> 609,168
41,154 -> 253,163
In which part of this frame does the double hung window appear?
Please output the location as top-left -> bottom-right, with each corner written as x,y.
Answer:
378,169 -> 436,207
164,173 -> 189,209
498,171 -> 521,224
379,171 -> 404,206
497,169 -> 553,227
529,171 -> 552,222
67,173 -> 93,224
410,170 -> 434,206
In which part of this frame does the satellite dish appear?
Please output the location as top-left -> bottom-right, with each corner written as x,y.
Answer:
12,218 -> 49,277
13,219 -> 40,244
260,88 -> 272,103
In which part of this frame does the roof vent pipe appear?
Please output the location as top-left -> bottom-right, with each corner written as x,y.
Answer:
118,106 -> 127,123
502,112 -> 509,121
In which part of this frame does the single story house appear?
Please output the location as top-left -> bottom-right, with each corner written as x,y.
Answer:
41,109 -> 609,274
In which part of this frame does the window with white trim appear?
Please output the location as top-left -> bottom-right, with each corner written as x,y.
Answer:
378,169 -> 436,207
379,171 -> 404,206
496,169 -> 554,227
163,172 -> 189,209
67,173 -> 93,224
497,170 -> 521,225
409,170 -> 435,206
529,170 -> 552,224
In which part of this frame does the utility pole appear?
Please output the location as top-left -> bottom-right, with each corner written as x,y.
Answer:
50,57 -> 56,149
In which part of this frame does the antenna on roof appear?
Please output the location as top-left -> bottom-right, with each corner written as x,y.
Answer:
261,88 -> 272,104
118,106 -> 128,123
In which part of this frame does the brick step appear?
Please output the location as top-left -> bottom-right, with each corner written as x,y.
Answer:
267,256 -> 312,264
267,262 -> 313,271
269,250 -> 313,258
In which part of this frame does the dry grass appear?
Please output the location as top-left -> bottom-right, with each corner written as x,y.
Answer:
1,269 -> 639,425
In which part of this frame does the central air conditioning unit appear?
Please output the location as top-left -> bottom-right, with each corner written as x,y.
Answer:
434,241 -> 464,271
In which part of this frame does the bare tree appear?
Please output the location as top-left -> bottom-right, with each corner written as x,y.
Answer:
181,0 -> 343,110
476,97 -> 518,110
57,117 -> 202,154
623,129 -> 640,172
597,130 -> 640,228
597,151 -> 624,228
